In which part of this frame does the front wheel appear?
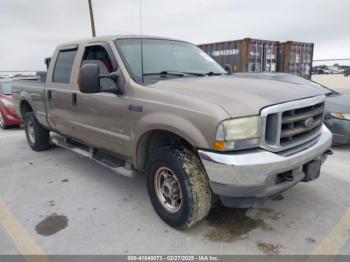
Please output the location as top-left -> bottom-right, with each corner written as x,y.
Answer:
24,112 -> 50,151
146,147 -> 212,229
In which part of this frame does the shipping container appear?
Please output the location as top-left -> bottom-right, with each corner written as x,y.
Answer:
198,38 -> 279,73
278,41 -> 314,79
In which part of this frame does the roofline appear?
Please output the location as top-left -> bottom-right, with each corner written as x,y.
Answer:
57,35 -> 191,48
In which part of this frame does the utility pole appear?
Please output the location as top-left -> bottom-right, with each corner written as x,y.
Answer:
88,0 -> 96,37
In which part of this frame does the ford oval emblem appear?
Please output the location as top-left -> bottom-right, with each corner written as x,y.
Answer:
304,117 -> 314,128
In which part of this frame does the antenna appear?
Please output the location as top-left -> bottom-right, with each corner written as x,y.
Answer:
88,0 -> 96,37
139,0 -> 143,36
139,0 -> 144,83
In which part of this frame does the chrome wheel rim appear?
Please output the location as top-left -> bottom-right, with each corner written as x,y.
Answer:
27,120 -> 35,145
154,167 -> 182,213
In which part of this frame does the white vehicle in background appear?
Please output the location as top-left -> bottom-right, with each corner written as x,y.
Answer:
327,66 -> 344,74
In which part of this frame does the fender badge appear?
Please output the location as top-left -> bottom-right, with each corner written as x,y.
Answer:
128,104 -> 142,112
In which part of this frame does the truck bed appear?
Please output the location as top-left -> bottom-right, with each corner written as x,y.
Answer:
12,78 -> 49,128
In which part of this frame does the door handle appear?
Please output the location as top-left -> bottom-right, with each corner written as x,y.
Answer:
47,90 -> 52,100
72,93 -> 77,106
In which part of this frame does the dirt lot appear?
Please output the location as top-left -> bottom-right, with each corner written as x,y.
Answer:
0,75 -> 349,257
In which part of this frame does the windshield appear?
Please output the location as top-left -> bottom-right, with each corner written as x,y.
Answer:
115,39 -> 226,83
1,82 -> 12,95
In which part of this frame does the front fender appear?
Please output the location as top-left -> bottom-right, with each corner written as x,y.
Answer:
131,112 -> 211,167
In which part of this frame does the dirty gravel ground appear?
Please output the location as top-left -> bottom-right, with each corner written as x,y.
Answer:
1,128 -> 349,255
0,75 -> 349,255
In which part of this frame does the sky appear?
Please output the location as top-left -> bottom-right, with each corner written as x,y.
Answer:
1,0 -> 350,71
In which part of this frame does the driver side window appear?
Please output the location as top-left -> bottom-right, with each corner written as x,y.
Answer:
81,45 -> 116,90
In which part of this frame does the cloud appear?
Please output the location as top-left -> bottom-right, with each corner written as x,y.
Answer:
0,0 -> 349,70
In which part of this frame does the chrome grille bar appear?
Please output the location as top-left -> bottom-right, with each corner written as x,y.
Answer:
260,95 -> 325,153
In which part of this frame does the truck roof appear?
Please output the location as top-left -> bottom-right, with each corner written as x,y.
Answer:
57,35 -> 187,48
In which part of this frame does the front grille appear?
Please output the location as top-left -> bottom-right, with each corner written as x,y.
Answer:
280,103 -> 324,146
261,96 -> 325,152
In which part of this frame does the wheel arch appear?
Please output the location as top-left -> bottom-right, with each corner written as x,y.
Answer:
134,129 -> 196,171
19,99 -> 34,120
132,113 -> 211,171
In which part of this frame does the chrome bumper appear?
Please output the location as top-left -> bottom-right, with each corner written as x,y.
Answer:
198,125 -> 332,198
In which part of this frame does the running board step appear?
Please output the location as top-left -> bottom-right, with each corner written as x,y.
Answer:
51,136 -> 136,178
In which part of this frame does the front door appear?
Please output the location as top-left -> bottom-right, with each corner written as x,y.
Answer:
69,43 -> 132,156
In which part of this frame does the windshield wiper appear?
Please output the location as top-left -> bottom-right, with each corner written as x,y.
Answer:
143,71 -> 206,77
143,71 -> 184,77
206,71 -> 223,76
182,72 -> 206,76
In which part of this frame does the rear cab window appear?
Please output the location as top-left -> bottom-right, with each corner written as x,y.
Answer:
52,49 -> 78,83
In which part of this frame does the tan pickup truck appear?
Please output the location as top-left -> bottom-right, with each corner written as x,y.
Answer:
13,35 -> 332,229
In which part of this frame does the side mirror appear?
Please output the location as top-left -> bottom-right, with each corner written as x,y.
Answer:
78,64 -> 100,93
78,64 -> 124,95
224,64 -> 233,75
99,71 -> 123,95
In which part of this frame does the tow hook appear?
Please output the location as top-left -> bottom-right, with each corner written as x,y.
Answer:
325,149 -> 333,156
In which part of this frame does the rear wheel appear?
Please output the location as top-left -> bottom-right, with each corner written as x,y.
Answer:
146,147 -> 212,229
0,112 -> 8,129
24,112 -> 50,151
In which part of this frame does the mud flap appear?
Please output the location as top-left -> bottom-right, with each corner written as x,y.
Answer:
302,160 -> 322,182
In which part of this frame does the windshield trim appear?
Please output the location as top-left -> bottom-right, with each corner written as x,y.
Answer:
114,38 -> 225,86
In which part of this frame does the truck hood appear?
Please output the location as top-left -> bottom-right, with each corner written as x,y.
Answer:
152,73 -> 328,118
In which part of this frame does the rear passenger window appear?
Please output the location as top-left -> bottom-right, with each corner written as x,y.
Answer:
52,49 -> 77,83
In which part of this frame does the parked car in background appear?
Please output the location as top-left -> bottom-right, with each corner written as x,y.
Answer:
317,68 -> 331,74
324,94 -> 350,145
344,69 -> 350,77
327,66 -> 344,74
0,80 -> 23,129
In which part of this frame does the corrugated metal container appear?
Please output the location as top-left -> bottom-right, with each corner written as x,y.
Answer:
278,41 -> 314,79
198,38 -> 279,73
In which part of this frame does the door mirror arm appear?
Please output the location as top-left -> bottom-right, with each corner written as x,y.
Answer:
99,72 -> 124,95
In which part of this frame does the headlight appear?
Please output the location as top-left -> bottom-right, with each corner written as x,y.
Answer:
0,98 -> 14,109
215,116 -> 262,151
330,112 -> 350,121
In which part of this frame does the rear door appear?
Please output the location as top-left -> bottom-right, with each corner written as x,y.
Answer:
45,45 -> 79,135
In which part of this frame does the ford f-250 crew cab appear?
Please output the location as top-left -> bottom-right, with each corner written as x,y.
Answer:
13,35 -> 332,229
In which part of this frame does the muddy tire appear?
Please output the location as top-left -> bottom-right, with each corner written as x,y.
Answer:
24,112 -> 50,151
146,146 -> 212,229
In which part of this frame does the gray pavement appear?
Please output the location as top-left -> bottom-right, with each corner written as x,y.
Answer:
0,127 -> 349,255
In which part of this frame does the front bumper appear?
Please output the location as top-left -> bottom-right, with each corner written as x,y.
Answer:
325,118 -> 350,145
198,125 -> 332,201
